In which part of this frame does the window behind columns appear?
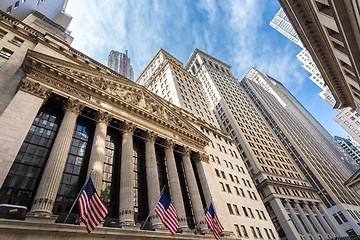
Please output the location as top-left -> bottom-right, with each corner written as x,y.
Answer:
0,104 -> 63,218
174,152 -> 195,229
101,127 -> 121,220
155,144 -> 170,197
133,136 -> 148,224
54,116 -> 94,223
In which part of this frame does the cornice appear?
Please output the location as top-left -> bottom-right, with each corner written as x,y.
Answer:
278,0 -> 355,109
22,51 -> 209,149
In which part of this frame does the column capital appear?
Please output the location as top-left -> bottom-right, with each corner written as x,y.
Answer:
121,121 -> 137,133
18,78 -> 52,101
193,152 -> 209,163
181,146 -> 192,156
94,111 -> 113,125
63,98 -> 84,115
162,139 -> 175,149
143,131 -> 158,142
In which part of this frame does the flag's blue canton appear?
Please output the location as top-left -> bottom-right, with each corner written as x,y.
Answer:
84,178 -> 96,199
159,192 -> 171,210
208,203 -> 215,217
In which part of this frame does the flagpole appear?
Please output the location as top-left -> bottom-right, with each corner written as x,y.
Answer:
140,185 -> 166,230
195,197 -> 213,230
64,169 -> 94,224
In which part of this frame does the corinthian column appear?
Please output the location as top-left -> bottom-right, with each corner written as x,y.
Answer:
87,111 -> 112,193
313,204 -> 336,238
27,98 -> 83,221
143,131 -> 162,229
181,147 -> 207,232
163,139 -> 188,231
119,122 -> 136,226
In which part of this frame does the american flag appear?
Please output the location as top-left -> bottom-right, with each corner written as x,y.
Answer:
78,177 -> 108,233
154,192 -> 179,235
205,202 -> 224,240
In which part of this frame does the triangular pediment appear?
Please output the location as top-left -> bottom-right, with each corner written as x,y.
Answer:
22,50 -> 209,149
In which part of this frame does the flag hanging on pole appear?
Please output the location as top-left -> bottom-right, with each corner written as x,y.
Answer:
78,177 -> 108,233
205,202 -> 224,240
154,192 -> 179,235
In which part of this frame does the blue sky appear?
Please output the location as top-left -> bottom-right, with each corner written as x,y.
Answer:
66,0 -> 348,138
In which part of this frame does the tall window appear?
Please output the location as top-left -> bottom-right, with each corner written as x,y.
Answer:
54,117 -> 94,222
101,128 -> 121,220
0,106 -> 62,215
133,137 -> 147,224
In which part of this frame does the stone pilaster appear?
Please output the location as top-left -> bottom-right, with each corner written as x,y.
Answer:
163,139 -> 188,231
318,203 -> 345,237
143,131 -> 163,229
313,204 -> 336,238
0,82 -> 50,187
294,202 -> 319,240
284,201 -> 311,240
181,147 -> 207,232
304,204 -> 328,240
119,122 -> 137,226
28,98 -> 83,220
87,111 -> 112,193
270,198 -> 302,240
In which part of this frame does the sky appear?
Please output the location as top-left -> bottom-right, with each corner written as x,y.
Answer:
65,0 -> 348,139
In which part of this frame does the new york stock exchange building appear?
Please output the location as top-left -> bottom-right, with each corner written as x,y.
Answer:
0,10 -> 243,239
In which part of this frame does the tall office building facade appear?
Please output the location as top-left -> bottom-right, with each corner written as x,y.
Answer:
271,7 -> 360,147
242,68 -> 360,236
185,49 -> 344,239
136,48 -> 279,239
105,50 -> 134,81
335,136 -> 360,165
270,8 -> 303,48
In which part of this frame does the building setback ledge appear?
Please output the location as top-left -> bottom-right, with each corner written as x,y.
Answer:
0,219 -> 236,240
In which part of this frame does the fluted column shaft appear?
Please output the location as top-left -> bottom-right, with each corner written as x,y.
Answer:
144,131 -> 162,228
295,202 -> 319,240
119,122 -> 136,225
87,111 -> 112,193
304,204 -> 328,240
313,204 -> 336,238
318,203 -> 344,237
182,148 -> 207,231
164,140 -> 188,230
270,198 -> 302,240
285,201 -> 310,240
29,99 -> 83,216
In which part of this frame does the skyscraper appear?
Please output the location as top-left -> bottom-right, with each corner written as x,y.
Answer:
242,68 -> 360,236
136,48 -> 278,239
270,8 -> 303,48
335,136 -> 360,165
186,49 -> 344,239
105,50 -> 134,81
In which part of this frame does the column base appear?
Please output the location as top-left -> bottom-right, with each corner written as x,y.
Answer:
120,223 -> 140,230
180,228 -> 195,235
154,225 -> 170,232
25,212 -> 57,223
222,230 -> 235,237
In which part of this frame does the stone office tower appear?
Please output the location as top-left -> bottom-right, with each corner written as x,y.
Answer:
105,50 -> 134,81
242,68 -> 360,236
136,48 -> 278,239
186,49 -> 346,240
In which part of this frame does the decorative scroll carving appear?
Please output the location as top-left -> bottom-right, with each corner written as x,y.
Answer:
163,139 -> 176,149
63,98 -> 84,115
121,121 -> 137,133
95,111 -> 113,125
194,152 -> 209,163
143,131 -> 158,142
182,146 -> 192,156
18,78 -> 51,100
